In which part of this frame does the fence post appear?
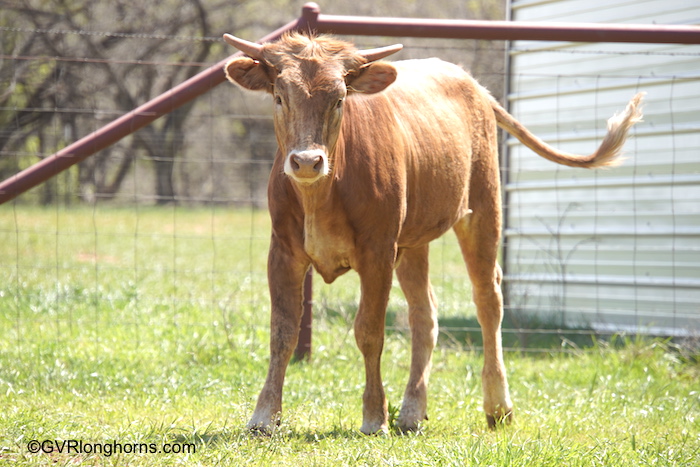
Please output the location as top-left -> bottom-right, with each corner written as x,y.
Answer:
298,2 -> 320,32
295,269 -> 314,361
287,3 -> 320,362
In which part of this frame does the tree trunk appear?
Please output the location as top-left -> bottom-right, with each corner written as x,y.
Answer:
154,157 -> 176,205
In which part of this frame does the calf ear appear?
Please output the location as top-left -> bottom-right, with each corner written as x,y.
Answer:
224,57 -> 273,93
347,62 -> 398,94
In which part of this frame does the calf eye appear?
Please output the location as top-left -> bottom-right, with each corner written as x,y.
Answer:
336,98 -> 344,109
275,96 -> 283,106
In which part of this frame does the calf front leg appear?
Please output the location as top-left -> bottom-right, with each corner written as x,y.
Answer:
247,239 -> 310,433
354,258 -> 394,435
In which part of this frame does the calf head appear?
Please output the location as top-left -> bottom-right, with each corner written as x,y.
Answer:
223,33 -> 402,185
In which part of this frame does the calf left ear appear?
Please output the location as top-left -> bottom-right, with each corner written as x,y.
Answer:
347,62 -> 398,94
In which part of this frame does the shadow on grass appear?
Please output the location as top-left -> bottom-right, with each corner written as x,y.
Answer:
166,425 -> 369,447
437,314 -> 601,351
318,299 -> 700,357
384,307 -> 605,352
320,299 -> 604,352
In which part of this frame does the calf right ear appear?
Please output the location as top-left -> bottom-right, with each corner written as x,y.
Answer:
224,57 -> 273,93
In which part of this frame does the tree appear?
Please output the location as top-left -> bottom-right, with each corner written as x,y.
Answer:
1,0 -> 236,204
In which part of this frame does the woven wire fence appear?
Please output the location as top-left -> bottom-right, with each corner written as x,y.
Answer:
1,24 -> 698,358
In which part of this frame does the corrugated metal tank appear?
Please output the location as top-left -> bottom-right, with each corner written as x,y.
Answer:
503,0 -> 700,334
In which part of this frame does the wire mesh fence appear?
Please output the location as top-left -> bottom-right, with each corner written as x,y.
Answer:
1,21 -> 698,361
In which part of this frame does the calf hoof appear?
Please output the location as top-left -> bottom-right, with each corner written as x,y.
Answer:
486,409 -> 514,430
247,424 -> 272,437
247,413 -> 280,436
360,420 -> 389,435
396,411 -> 428,434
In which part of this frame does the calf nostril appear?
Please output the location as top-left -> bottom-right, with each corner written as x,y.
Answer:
290,155 -> 302,171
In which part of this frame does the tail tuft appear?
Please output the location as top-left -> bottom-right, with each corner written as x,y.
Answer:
592,92 -> 646,168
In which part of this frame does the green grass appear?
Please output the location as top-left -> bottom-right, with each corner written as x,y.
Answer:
1,206 -> 698,466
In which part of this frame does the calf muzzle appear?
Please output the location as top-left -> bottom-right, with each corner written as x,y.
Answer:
285,149 -> 328,183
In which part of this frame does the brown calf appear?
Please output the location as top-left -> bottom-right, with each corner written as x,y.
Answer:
223,32 -> 644,434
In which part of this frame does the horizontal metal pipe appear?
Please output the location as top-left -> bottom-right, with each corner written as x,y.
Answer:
312,12 -> 700,44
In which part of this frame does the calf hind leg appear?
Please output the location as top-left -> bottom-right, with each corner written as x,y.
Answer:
453,216 -> 513,428
395,245 -> 438,432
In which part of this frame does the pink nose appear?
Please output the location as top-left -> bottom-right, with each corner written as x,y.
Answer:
285,149 -> 328,181
290,152 -> 323,173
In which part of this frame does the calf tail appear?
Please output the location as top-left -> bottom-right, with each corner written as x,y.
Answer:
492,92 -> 645,168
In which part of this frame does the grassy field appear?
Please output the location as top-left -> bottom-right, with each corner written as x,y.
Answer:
1,206 -> 698,466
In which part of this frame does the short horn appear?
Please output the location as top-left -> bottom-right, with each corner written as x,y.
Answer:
358,44 -> 403,62
223,33 -> 264,59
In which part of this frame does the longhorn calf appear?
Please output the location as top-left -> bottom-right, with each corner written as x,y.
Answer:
223,32 -> 644,434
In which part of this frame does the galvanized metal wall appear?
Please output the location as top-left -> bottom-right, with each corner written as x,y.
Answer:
504,0 -> 700,334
